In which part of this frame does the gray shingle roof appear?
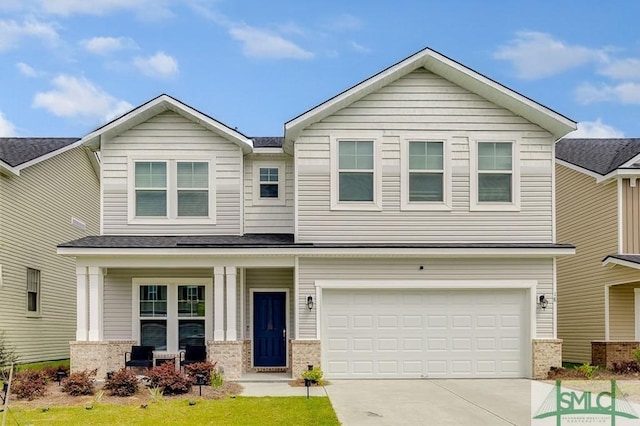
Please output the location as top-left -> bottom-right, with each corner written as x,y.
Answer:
556,138 -> 640,176
0,137 -> 80,167
58,234 -> 574,250
251,137 -> 283,148
603,254 -> 640,265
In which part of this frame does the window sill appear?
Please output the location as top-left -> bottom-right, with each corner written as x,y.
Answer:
330,202 -> 382,211
252,198 -> 287,207
26,313 -> 42,318
128,217 -> 216,225
470,203 -> 521,212
401,202 -> 451,211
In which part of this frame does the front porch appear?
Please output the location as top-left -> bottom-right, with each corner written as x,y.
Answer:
71,264 -> 320,380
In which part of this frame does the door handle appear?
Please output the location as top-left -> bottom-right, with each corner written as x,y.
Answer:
282,328 -> 286,340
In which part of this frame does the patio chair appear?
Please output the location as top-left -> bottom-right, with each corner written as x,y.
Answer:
180,345 -> 207,370
125,345 -> 155,369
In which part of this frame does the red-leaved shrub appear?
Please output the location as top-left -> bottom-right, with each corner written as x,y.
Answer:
185,361 -> 217,385
12,370 -> 46,400
104,368 -> 139,396
61,369 -> 96,396
146,362 -> 191,395
42,365 -> 70,381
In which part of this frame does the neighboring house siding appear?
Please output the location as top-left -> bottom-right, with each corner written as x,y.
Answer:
556,165 -> 640,362
296,69 -> 555,243
0,147 -> 99,362
101,111 -> 242,235
243,156 -> 294,234
622,179 -> 640,253
297,257 -> 553,340
609,283 -> 640,340
244,268 -> 294,340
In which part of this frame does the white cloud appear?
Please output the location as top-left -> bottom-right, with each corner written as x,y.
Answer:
133,52 -> 179,78
33,75 -> 132,122
565,119 -> 625,138
575,82 -> 640,104
37,0 -> 173,19
0,112 -> 17,136
229,24 -> 313,59
81,36 -> 137,55
350,41 -> 371,54
16,62 -> 37,77
0,17 -> 59,51
494,32 -> 607,79
327,13 -> 363,32
599,58 -> 640,80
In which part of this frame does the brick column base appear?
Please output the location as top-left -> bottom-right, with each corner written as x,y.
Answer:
70,340 -> 136,379
207,341 -> 244,380
532,339 -> 562,379
291,340 -> 321,379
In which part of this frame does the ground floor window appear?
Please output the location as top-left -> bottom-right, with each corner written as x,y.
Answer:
134,279 -> 211,352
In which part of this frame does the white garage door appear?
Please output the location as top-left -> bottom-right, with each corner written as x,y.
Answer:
322,289 -> 528,378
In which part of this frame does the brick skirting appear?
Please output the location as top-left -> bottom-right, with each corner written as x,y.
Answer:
592,341 -> 640,368
532,339 -> 562,379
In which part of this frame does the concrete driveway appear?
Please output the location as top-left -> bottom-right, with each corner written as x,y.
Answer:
325,379 -> 532,425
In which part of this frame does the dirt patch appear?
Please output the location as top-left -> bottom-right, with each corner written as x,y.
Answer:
542,367 -> 640,404
288,379 -> 329,387
3,380 -> 243,410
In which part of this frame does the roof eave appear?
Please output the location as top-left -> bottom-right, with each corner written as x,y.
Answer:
283,47 -> 576,152
80,95 -> 254,153
0,160 -> 19,176
603,256 -> 640,271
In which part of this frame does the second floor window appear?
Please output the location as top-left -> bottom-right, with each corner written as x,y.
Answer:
259,167 -> 279,198
177,162 -> 209,216
477,142 -> 513,202
135,162 -> 167,216
338,140 -> 374,202
409,141 -> 444,202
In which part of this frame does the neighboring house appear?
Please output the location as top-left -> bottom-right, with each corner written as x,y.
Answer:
556,138 -> 640,367
58,47 -> 576,380
0,138 -> 100,363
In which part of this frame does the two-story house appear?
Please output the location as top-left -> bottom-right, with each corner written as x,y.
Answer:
556,138 -> 640,367
0,138 -> 99,363
58,47 -> 576,380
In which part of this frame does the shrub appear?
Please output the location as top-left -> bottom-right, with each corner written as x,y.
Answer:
42,365 -> 70,381
104,368 -> 139,397
301,366 -> 324,384
612,360 -> 640,374
211,368 -> 223,389
575,362 -> 599,379
0,331 -> 18,369
146,362 -> 191,395
62,369 -> 96,396
185,361 -> 217,385
12,370 -> 46,400
633,349 -> 640,364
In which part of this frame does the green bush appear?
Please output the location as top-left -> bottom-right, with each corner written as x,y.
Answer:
104,368 -> 139,397
0,331 -> 18,369
301,366 -> 324,384
632,349 -> 640,363
575,362 -> 599,379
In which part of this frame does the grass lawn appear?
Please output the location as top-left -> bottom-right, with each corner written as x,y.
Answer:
3,396 -> 340,425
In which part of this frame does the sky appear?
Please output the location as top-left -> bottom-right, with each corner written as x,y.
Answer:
1,0 -> 639,139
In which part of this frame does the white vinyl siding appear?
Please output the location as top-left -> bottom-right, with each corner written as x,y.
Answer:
244,156 -> 294,234
0,147 -> 99,362
297,257 -> 553,341
295,69 -> 554,243
102,111 -> 242,235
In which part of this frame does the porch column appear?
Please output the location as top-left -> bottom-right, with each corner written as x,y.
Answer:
76,267 -> 88,341
225,266 -> 237,341
87,267 -> 103,341
214,268 -> 225,341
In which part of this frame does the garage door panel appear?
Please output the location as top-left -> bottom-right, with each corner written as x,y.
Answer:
322,288 -> 528,379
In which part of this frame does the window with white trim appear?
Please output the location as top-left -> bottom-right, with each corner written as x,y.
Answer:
338,140 -> 374,202
129,159 -> 215,223
409,141 -> 444,202
26,268 -> 40,314
135,279 -> 211,353
252,161 -> 285,206
470,137 -> 520,211
477,142 -> 513,202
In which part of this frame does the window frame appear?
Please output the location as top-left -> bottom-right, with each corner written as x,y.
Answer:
132,278 -> 213,354
127,157 -> 216,225
469,135 -> 521,211
26,267 -> 41,316
330,133 -> 382,211
251,161 -> 286,206
400,137 -> 452,211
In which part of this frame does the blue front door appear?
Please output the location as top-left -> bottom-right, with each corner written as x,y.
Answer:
253,292 -> 286,367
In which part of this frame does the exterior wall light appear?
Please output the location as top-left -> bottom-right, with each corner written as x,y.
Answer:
306,296 -> 314,310
539,295 -> 548,310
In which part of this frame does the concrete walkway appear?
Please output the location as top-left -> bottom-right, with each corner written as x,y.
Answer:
324,379 -> 532,425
